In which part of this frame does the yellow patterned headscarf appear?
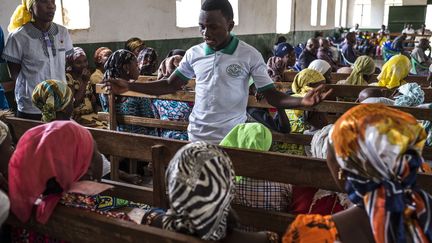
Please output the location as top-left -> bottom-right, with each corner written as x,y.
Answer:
32,80 -> 73,122
377,55 -> 411,89
291,68 -> 325,96
8,0 -> 36,32
344,56 -> 375,86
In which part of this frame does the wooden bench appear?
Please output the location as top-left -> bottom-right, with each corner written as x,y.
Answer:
6,116 -> 432,238
282,71 -> 430,86
95,84 -> 432,121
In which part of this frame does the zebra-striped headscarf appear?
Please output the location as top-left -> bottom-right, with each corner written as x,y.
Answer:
163,142 -> 235,241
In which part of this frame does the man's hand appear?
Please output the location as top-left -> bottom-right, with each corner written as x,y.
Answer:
102,78 -> 130,94
301,84 -> 333,107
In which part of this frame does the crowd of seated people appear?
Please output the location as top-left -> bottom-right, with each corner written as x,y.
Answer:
2,0 -> 432,242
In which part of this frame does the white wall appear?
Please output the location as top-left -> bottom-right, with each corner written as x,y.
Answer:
1,0 -> 337,44
403,0 -> 427,5
292,0 -> 336,31
1,0 -> 278,43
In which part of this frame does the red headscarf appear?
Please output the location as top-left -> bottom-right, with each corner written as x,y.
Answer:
8,121 -> 94,224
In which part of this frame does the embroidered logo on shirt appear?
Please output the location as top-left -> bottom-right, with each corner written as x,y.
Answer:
226,64 -> 242,78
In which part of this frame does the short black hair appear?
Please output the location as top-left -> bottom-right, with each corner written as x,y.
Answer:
201,0 -> 234,21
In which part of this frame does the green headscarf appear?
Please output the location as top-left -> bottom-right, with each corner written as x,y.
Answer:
220,123 -> 272,151
344,56 -> 375,86
220,123 -> 272,182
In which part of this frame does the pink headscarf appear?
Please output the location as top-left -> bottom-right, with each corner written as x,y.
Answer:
8,121 -> 94,224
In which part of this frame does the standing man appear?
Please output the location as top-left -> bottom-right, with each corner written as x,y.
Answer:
106,0 -> 331,144
2,0 -> 73,120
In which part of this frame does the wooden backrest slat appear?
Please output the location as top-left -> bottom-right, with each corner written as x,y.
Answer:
7,206 -> 207,243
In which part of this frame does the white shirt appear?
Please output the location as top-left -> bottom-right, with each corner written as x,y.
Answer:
175,36 -> 274,144
0,190 -> 9,226
402,28 -> 415,40
361,97 -> 395,105
2,23 -> 73,114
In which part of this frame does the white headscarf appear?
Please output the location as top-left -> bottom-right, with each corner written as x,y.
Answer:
308,60 -> 332,75
0,190 -> 9,226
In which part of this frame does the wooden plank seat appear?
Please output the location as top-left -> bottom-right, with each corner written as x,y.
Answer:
95,84 -> 432,121
6,116 -> 432,236
282,71 -> 430,86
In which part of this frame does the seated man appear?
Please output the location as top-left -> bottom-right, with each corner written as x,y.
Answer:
410,38 -> 432,76
392,33 -> 407,51
317,38 -> 339,72
295,38 -> 319,70
340,32 -> 358,65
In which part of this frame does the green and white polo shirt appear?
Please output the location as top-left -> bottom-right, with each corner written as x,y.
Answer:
175,36 -> 275,144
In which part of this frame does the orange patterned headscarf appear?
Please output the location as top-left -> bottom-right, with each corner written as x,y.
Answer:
330,104 -> 431,243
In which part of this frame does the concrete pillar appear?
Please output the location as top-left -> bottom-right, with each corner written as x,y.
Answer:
371,0 -> 385,28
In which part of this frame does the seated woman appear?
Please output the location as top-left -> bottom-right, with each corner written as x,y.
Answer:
125,37 -> 146,57
376,54 -> 411,89
32,79 -> 74,122
337,56 -> 375,86
66,47 -> 104,128
283,104 -> 432,243
220,123 -> 292,212
8,121 -> 150,241
140,141 -> 279,243
102,50 -> 157,135
359,83 -> 425,107
0,113 -> 14,192
272,69 -> 328,155
90,47 -> 113,85
308,60 -> 332,83
138,47 -> 158,76
267,42 -> 296,82
153,52 -> 192,141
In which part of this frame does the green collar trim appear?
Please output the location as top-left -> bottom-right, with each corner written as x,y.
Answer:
204,35 -> 239,55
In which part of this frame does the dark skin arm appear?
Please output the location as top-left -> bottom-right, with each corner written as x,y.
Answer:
428,71 -> 432,87
104,73 -> 186,96
276,108 -> 291,133
106,75 -> 332,109
262,85 -> 332,109
6,62 -> 21,83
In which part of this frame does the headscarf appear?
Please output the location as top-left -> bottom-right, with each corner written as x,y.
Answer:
0,119 -> 9,146
163,142 -> 235,241
308,60 -> 331,76
394,83 -> 425,107
66,47 -> 87,72
275,42 -> 294,58
310,124 -> 333,159
267,56 -> 286,82
94,47 -> 112,68
377,55 -> 411,89
291,68 -> 325,96
125,38 -> 145,53
344,56 -> 375,86
329,104 -> 432,243
167,49 -> 186,58
157,55 -> 183,80
32,80 -> 73,122
220,123 -> 272,152
9,121 -> 94,224
103,49 -> 136,80
137,47 -> 158,75
8,0 -> 36,32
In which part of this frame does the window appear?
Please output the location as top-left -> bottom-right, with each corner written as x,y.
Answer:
176,0 -> 239,28
320,0 -> 328,26
53,0 -> 90,30
383,0 -> 402,25
341,0 -> 347,27
277,0 -> 292,33
352,0 -> 371,27
311,0 -> 318,26
335,0 -> 341,27
427,5 -> 432,31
